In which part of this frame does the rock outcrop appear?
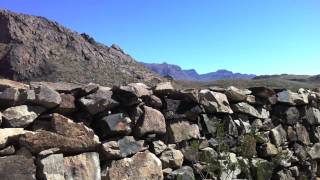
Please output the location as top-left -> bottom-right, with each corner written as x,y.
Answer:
0,10 -> 161,86
1,79 -> 320,179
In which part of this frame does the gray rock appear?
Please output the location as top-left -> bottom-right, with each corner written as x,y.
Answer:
277,90 -> 308,105
56,93 -> 76,115
306,107 -> 320,125
35,85 -> 62,109
270,125 -> 287,147
0,155 -> 36,180
308,143 -> 320,160
199,89 -> 233,113
64,152 -> 101,180
154,82 -> 175,94
2,105 -> 45,127
276,169 -> 295,180
152,140 -> 167,155
259,142 -> 278,157
225,86 -> 251,102
38,154 -> 65,180
120,83 -> 152,97
0,87 -> 20,107
80,87 -> 118,115
101,136 -> 145,159
296,123 -> 310,145
168,121 -> 200,143
102,113 -> 132,135
232,102 -> 269,119
285,107 -> 300,125
167,166 -> 195,180
136,106 -> 166,136
202,114 -> 220,135
160,148 -> 184,169
249,87 -> 276,98
107,151 -> 163,180
0,145 -> 15,156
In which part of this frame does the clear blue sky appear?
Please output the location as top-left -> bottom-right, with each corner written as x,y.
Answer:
1,0 -> 320,75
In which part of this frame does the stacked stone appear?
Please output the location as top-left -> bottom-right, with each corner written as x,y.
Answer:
1,79 -> 320,180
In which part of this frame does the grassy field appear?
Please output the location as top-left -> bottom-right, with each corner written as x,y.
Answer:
173,76 -> 320,91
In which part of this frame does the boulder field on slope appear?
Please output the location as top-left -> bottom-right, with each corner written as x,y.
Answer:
0,10 -> 162,87
1,79 -> 320,179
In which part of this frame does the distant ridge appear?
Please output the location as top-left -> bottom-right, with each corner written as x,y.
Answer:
142,62 -> 256,81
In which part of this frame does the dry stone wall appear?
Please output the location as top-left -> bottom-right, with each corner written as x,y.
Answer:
1,79 -> 320,180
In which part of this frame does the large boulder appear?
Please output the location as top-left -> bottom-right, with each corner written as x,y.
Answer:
0,87 -> 20,107
2,105 -> 45,127
225,86 -> 251,102
154,82 -> 175,95
19,114 -> 100,153
296,123 -> 310,145
0,155 -> 36,180
135,106 -> 166,136
166,166 -> 195,180
101,136 -> 145,159
200,89 -> 233,113
0,79 -> 29,90
101,113 -> 132,135
64,152 -> 101,180
232,102 -> 269,119
34,85 -> 62,109
285,107 -> 300,125
160,148 -> 184,169
56,93 -> 76,115
0,128 -> 27,148
308,143 -> 320,160
79,87 -> 119,115
37,154 -> 65,180
270,125 -> 287,147
107,151 -> 163,180
277,90 -> 308,105
168,121 -> 200,143
306,107 -> 320,125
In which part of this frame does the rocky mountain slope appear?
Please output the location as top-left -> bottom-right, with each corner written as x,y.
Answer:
1,79 -> 320,179
0,10 -> 162,86
142,62 -> 256,81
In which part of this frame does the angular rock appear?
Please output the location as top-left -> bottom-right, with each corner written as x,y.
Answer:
308,143 -> 320,160
285,107 -> 300,125
306,107 -> 320,125
296,123 -> 310,145
2,105 -> 45,127
0,87 -> 20,106
101,136 -> 145,159
56,93 -> 76,115
168,121 -> 200,143
270,125 -> 287,147
180,88 -> 199,103
152,140 -> 168,155
79,87 -> 118,115
160,148 -> 184,169
0,145 -> 15,156
64,152 -> 101,180
277,90 -> 308,105
144,94 -> 163,109
232,102 -> 269,119
30,81 -> 82,93
200,89 -> 233,113
0,79 -> 29,90
202,114 -> 220,135
20,114 -> 100,153
0,155 -> 36,180
136,106 -> 166,136
154,81 -> 175,94
107,151 -> 163,180
101,113 -> 132,135
0,128 -> 27,148
226,86 -> 251,102
259,142 -> 278,157
0,112 -> 2,126
166,166 -> 195,180
38,154 -> 65,180
249,87 -> 276,98
35,85 -> 62,109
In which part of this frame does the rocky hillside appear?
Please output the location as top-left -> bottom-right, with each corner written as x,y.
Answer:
142,62 -> 256,81
0,10 -> 162,86
1,78 -> 320,179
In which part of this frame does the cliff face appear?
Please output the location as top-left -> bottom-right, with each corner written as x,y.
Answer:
1,79 -> 320,179
0,10 -> 162,86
